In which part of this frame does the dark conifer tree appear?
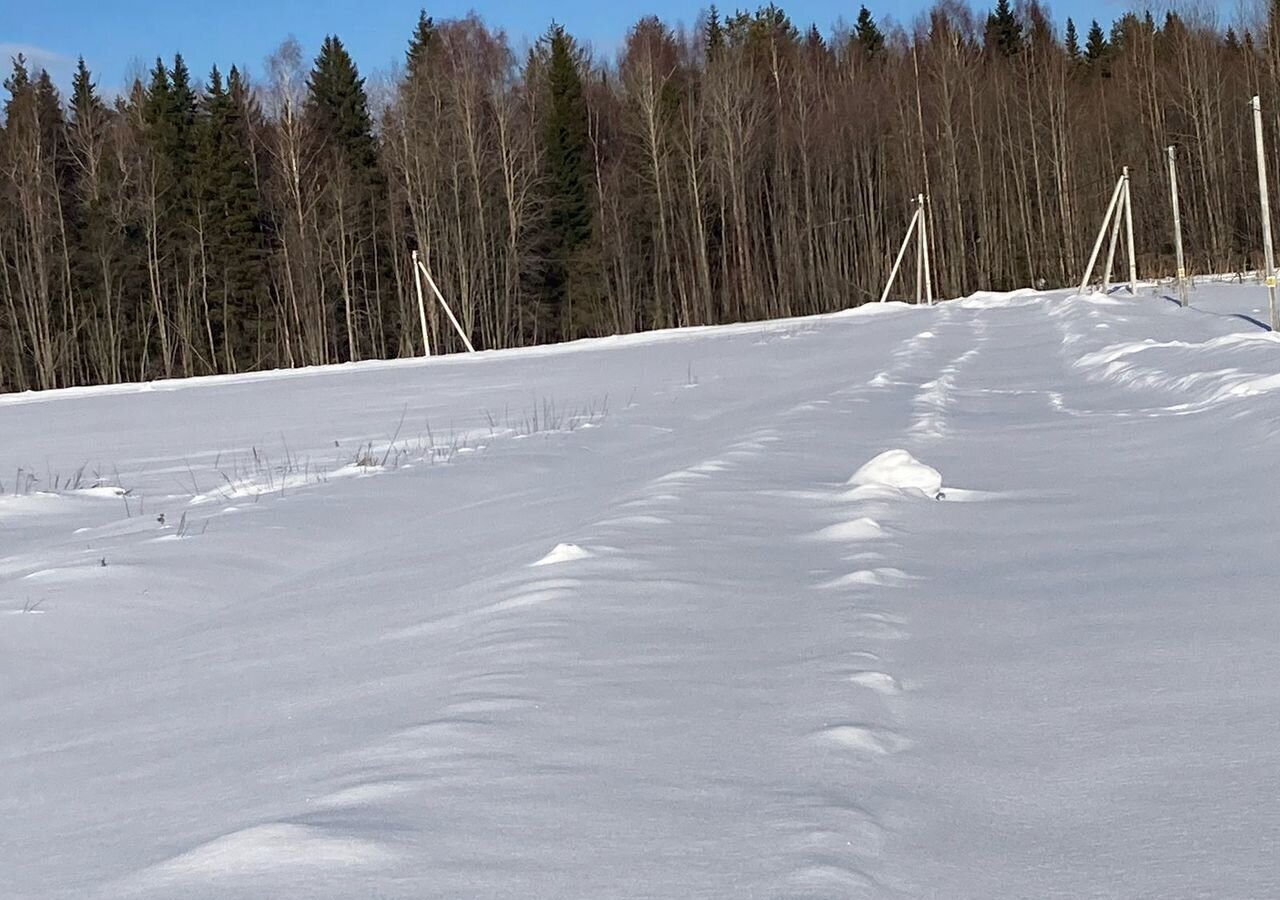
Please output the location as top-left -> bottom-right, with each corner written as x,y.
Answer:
2,55 -> 30,116
406,9 -> 438,83
537,24 -> 595,340
1085,19 -> 1110,65
225,66 -> 272,368
805,23 -> 825,53
306,35 -> 386,360
854,6 -> 886,59
67,58 -> 107,366
165,54 -> 199,224
33,69 -> 71,187
705,6 -> 725,62
1065,18 -> 1081,61
986,0 -> 1023,57
196,65 -> 267,370
307,36 -> 380,177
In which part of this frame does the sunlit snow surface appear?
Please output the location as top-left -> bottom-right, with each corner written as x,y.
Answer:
3,284 -> 1279,898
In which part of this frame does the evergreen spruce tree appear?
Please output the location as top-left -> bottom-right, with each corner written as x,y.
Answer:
68,57 -> 109,355
986,0 -> 1023,57
196,65 -> 267,370
307,36 -> 380,178
225,66 -> 270,368
705,5 -> 725,62
854,6 -> 885,59
70,57 -> 102,126
1065,18 -> 1081,61
33,69 -> 69,182
538,24 -> 596,341
143,58 -> 171,133
166,54 -> 199,223
805,23 -> 825,52
138,54 -> 203,372
1085,20 -> 1110,66
2,55 -> 30,118
141,59 -> 183,232
406,9 -> 438,83
750,4 -> 799,49
306,35 -> 386,360
168,54 -> 197,154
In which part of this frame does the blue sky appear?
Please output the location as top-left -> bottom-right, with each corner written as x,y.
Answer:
2,0 -> 1197,95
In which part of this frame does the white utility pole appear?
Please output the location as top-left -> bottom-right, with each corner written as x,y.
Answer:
411,250 -> 432,357
915,200 -> 924,304
1122,166 -> 1137,293
1167,146 -> 1188,307
1251,95 -> 1279,331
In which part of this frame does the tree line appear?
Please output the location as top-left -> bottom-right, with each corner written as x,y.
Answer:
2,2 -> 1278,392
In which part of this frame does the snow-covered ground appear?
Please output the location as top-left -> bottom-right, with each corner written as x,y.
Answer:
3,283 -> 1279,899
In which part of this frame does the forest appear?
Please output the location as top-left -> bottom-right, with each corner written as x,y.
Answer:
1,1 -> 1277,392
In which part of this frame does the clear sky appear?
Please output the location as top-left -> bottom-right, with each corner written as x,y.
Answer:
0,0 -> 1233,96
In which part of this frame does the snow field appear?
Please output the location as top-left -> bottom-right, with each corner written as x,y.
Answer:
2,283 -> 1279,898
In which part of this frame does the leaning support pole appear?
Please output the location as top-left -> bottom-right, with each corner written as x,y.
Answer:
879,206 -> 921,303
1251,95 -> 1280,331
1102,185 -> 1125,293
416,258 -> 476,353
1078,174 -> 1127,295
1122,166 -> 1137,293
1167,146 -> 1188,307
411,250 -> 432,357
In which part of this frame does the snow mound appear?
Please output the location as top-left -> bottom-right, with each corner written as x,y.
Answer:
531,542 -> 592,567
135,823 -> 391,883
847,671 -> 903,695
812,517 -> 886,542
819,724 -> 913,755
848,449 -> 942,497
954,288 -> 1044,309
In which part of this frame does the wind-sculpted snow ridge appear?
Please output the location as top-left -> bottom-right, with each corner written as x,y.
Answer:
1074,330 -> 1280,405
3,283 -> 1280,899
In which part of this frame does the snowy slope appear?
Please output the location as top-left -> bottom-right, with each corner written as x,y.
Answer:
2,284 -> 1279,899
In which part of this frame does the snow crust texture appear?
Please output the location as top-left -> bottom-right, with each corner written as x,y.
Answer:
3,285 -> 1280,898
